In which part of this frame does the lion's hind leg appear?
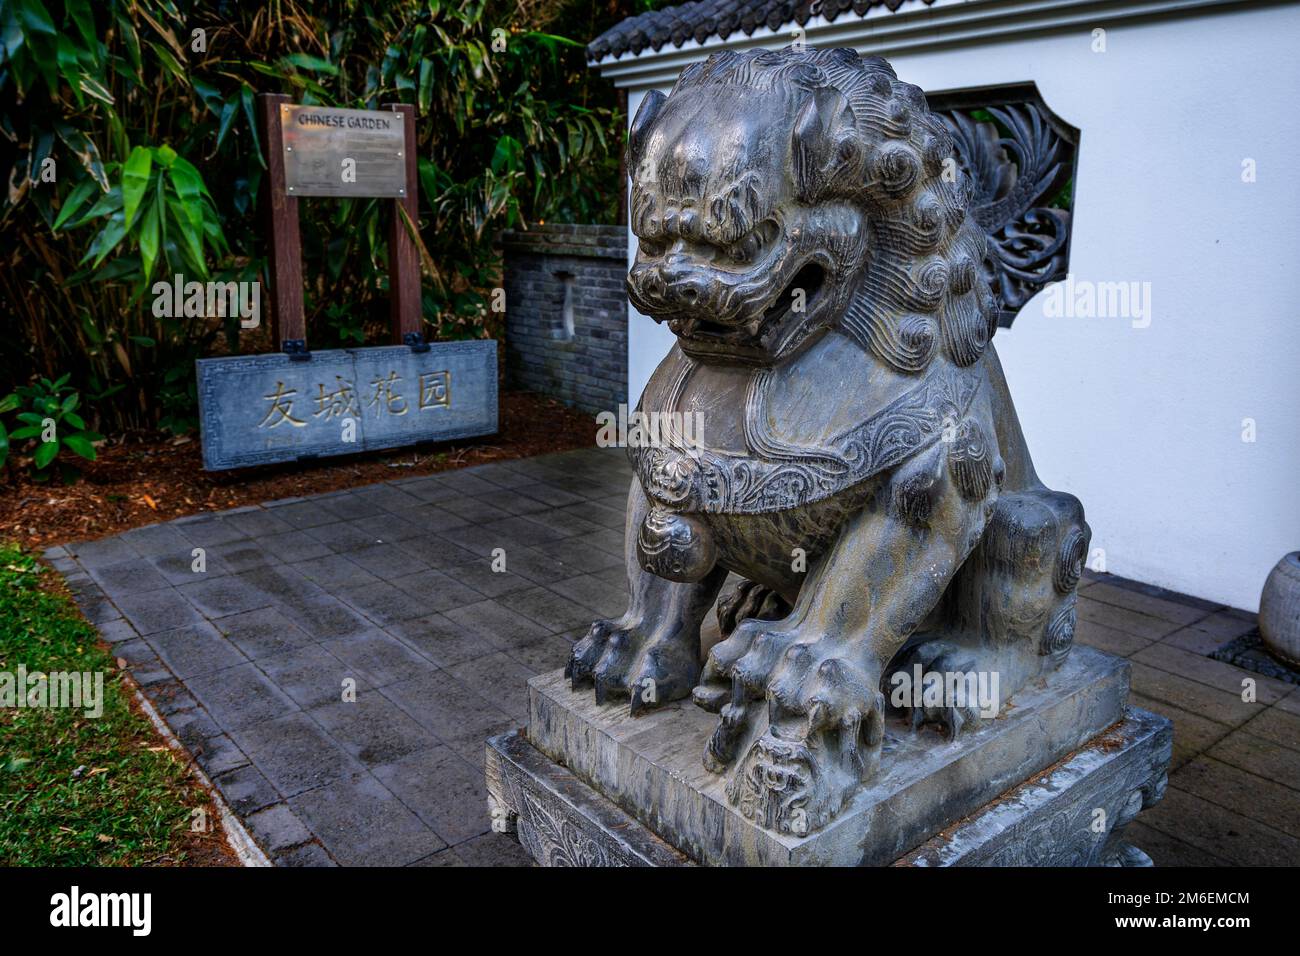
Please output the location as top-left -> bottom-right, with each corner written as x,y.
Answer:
888,486 -> 1090,735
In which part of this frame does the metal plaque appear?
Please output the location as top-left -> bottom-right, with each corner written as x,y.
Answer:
281,104 -> 407,198
196,342 -> 497,470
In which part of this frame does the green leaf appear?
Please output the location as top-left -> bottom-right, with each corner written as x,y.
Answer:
0,421 -> 8,468
121,146 -> 153,229
9,426 -> 42,440
61,434 -> 97,461
0,393 -> 19,414
52,176 -> 98,230
61,392 -> 80,413
62,411 -> 86,430
282,53 -> 338,74
138,199 -> 160,280
33,439 -> 59,470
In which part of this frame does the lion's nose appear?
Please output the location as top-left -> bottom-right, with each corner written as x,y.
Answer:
661,271 -> 709,310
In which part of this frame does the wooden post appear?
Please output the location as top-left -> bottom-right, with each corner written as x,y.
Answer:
258,93 -> 307,355
386,103 -> 422,346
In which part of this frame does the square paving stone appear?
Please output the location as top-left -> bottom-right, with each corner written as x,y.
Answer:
148,622 -> 248,679
114,589 -> 206,636
67,536 -> 141,568
440,559 -> 533,598
388,569 -> 485,613
431,471 -> 501,497
252,530 -> 334,564
177,574 -> 273,619
305,520 -> 385,554
258,645 -> 360,709
480,491 -> 551,516
393,477 -> 460,504
321,630 -> 436,687
337,512 -> 426,544
540,534 -> 627,573
217,607 -> 315,660
547,574 -> 628,619
318,492 -> 388,522
438,496 -> 514,524
288,773 -> 445,866
310,695 -> 440,766
264,502 -> 338,532
351,483 -> 425,513
147,550 -> 231,586
177,516 -> 249,548
213,764 -> 280,816
518,483 -> 587,508
506,634 -> 577,675
224,509 -> 296,539
289,553 -> 379,590
240,564 -> 327,607
380,668 -> 514,756
337,581 -> 433,627
287,597 -> 375,641
408,849 -> 466,866
393,533 -> 479,571
346,543 -> 430,581
390,503 -> 471,535
448,652 -> 535,720
443,599 -> 551,651
192,733 -> 250,777
373,746 -> 491,845
232,712 -> 365,798
387,614 -> 495,669
186,662 -> 299,732
88,558 -> 172,597
165,706 -> 223,748
245,803 -> 314,854
95,618 -> 140,645
499,586 -> 598,634
490,544 -> 580,586
520,509 -> 604,540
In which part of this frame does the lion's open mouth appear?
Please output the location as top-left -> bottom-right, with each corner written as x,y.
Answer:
672,262 -> 827,364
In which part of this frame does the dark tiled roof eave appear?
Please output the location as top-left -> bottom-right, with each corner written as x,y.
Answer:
588,0 -> 935,62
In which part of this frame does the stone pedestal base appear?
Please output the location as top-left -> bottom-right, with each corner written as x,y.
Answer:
485,646 -> 1172,866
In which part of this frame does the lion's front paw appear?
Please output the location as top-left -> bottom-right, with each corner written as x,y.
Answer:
699,623 -> 885,834
566,617 -> 699,713
727,655 -> 884,835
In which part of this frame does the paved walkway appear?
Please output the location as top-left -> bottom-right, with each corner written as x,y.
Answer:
47,447 -> 1300,866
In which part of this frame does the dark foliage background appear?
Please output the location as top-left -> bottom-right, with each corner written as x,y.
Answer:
0,0 -> 649,440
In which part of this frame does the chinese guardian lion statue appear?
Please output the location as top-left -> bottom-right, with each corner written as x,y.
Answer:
567,47 -> 1089,836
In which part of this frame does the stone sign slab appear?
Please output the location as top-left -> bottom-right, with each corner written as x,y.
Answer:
281,104 -> 407,198
525,645 -> 1131,866
197,342 -> 497,470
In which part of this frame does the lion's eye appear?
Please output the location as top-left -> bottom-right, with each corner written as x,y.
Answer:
724,221 -> 778,264
727,233 -> 761,263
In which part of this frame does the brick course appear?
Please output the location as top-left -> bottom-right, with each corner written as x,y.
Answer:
500,224 -> 628,416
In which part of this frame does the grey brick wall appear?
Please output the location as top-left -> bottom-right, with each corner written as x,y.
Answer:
501,224 -> 627,416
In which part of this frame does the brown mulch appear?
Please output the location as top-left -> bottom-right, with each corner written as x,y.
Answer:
2,390 -> 596,552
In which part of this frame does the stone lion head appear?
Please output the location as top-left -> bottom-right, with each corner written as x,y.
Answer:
626,47 -> 996,372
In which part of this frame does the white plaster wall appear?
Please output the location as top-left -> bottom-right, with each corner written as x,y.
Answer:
620,3 -> 1300,610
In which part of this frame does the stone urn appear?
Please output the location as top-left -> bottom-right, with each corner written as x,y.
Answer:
1260,552 -> 1300,667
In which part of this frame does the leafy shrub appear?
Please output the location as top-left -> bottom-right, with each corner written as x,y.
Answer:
0,374 -> 104,483
0,0 -> 626,436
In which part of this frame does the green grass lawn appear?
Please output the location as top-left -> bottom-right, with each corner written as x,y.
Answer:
0,544 -> 224,865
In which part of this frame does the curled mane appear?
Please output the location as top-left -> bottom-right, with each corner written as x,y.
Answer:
674,47 -> 996,372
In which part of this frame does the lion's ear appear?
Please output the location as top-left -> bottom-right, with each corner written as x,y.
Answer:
793,88 -> 851,199
628,90 -> 667,179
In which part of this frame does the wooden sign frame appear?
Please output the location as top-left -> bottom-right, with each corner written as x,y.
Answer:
257,93 -> 424,359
